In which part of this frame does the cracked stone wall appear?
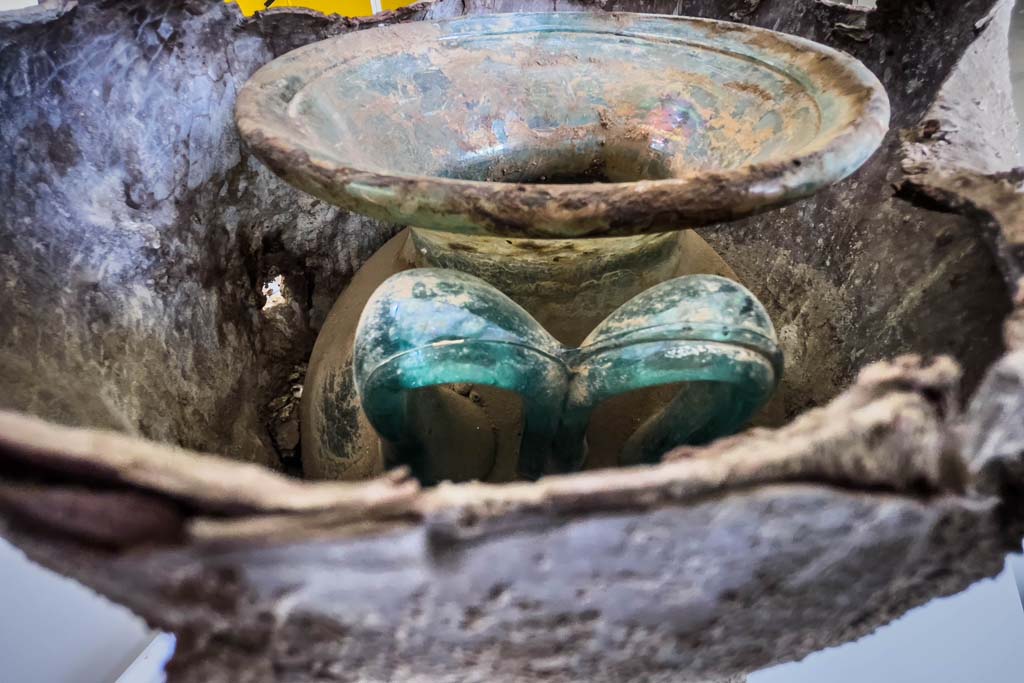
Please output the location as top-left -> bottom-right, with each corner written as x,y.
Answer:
0,0 -> 1014,475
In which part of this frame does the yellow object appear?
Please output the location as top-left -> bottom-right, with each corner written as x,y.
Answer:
229,0 -> 416,19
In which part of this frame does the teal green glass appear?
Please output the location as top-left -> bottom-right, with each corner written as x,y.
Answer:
354,269 -> 782,480
236,12 -> 888,481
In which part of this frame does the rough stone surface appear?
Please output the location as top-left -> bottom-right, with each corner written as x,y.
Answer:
0,357 -> 1020,681
0,0 -> 1013,468
0,0 -> 404,468
967,351 -> 1024,508
965,287 -> 1024,541
898,0 -> 1024,287
2,485 -> 1008,683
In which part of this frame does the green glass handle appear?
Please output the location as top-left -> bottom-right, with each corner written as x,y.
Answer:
353,270 -> 569,479
354,269 -> 781,481
563,276 -> 783,466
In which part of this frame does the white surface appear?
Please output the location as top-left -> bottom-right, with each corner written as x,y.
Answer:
1014,553 -> 1024,598
116,633 -> 175,683
751,561 -> 1024,683
0,0 -> 38,10
0,538 -> 154,683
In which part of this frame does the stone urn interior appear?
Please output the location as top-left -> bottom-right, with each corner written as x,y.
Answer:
235,11 -> 889,484
1,1 -> 1022,682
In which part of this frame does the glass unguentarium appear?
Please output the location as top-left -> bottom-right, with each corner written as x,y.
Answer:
236,12 -> 889,483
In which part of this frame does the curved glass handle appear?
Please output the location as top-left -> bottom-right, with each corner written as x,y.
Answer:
564,275 -> 782,465
354,270 -> 782,481
354,269 -> 568,480
564,341 -> 778,466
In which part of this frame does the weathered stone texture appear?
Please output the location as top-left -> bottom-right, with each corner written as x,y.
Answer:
0,1 -> 1023,681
